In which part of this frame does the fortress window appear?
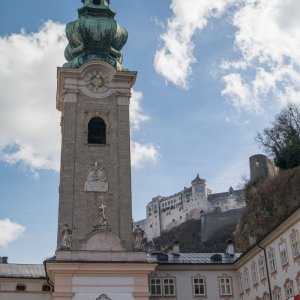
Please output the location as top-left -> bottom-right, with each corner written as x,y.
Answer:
93,0 -> 101,5
88,117 -> 106,144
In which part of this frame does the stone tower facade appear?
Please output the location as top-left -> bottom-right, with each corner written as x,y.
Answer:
56,61 -> 136,251
55,0 -> 136,251
46,3 -> 158,300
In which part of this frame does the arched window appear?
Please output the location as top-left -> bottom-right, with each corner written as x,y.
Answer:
88,117 -> 106,144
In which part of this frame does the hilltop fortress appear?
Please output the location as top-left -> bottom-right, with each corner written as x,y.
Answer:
135,154 -> 278,242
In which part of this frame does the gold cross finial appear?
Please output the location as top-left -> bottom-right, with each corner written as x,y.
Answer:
98,203 -> 107,219
99,203 -> 107,210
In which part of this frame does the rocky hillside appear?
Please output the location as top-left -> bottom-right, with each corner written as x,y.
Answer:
235,166 -> 300,252
150,218 -> 236,253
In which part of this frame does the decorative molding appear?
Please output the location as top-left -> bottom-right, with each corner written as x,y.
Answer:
96,294 -> 111,300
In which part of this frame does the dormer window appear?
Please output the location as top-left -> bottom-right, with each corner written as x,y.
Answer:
42,284 -> 51,292
16,284 -> 26,292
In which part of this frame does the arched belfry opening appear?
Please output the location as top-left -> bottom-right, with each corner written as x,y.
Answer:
88,117 -> 106,144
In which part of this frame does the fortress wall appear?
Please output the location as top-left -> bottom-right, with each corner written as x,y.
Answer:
201,208 -> 244,242
208,190 -> 245,212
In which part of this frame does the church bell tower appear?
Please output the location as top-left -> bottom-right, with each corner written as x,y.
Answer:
56,0 -> 135,251
46,3 -> 157,299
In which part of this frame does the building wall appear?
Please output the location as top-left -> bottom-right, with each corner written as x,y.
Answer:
72,276 -> 134,300
150,268 -> 240,300
0,278 -> 52,300
236,210 -> 300,299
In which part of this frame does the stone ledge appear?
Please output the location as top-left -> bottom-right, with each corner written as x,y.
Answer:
56,250 -> 147,262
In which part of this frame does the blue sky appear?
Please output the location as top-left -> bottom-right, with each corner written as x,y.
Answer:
1,0 -> 300,263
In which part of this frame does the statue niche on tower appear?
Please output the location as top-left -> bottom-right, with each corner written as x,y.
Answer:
85,161 -> 108,192
133,225 -> 144,251
60,224 -> 75,250
94,203 -> 110,231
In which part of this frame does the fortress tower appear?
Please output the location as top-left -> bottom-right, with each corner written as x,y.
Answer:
249,154 -> 278,182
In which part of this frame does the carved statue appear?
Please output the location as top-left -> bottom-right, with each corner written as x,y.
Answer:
60,224 -> 74,249
87,161 -> 107,182
98,203 -> 108,225
133,225 -> 144,250
94,203 -> 111,231
85,161 -> 108,192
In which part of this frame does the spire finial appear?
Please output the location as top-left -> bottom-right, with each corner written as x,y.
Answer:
63,0 -> 128,70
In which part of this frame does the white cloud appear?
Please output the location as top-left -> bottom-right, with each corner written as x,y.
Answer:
0,219 -> 25,247
130,91 -> 158,167
0,21 -> 158,172
0,21 -> 66,172
154,0 -> 234,89
221,0 -> 300,113
156,0 -> 300,113
131,142 -> 158,169
130,90 -> 150,130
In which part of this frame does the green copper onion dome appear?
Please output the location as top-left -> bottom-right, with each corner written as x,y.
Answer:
63,0 -> 128,71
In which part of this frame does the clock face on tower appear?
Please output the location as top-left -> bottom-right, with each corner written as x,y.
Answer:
84,70 -> 109,94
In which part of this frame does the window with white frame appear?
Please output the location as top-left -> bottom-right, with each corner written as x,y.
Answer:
290,230 -> 300,258
284,279 -> 294,299
238,272 -> 244,293
268,249 -> 277,273
219,277 -> 232,296
279,242 -> 289,266
243,269 -> 250,290
272,286 -> 282,300
192,276 -> 206,296
258,258 -> 266,279
150,277 -> 162,295
163,277 -> 176,296
251,262 -> 258,285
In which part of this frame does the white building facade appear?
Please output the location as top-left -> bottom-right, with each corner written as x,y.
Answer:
142,175 -> 245,241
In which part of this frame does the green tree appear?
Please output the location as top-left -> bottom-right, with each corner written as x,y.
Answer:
256,104 -> 300,170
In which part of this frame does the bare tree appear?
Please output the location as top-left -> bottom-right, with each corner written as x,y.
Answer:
256,104 -> 300,170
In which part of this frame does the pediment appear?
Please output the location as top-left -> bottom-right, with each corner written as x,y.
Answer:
80,230 -> 125,251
